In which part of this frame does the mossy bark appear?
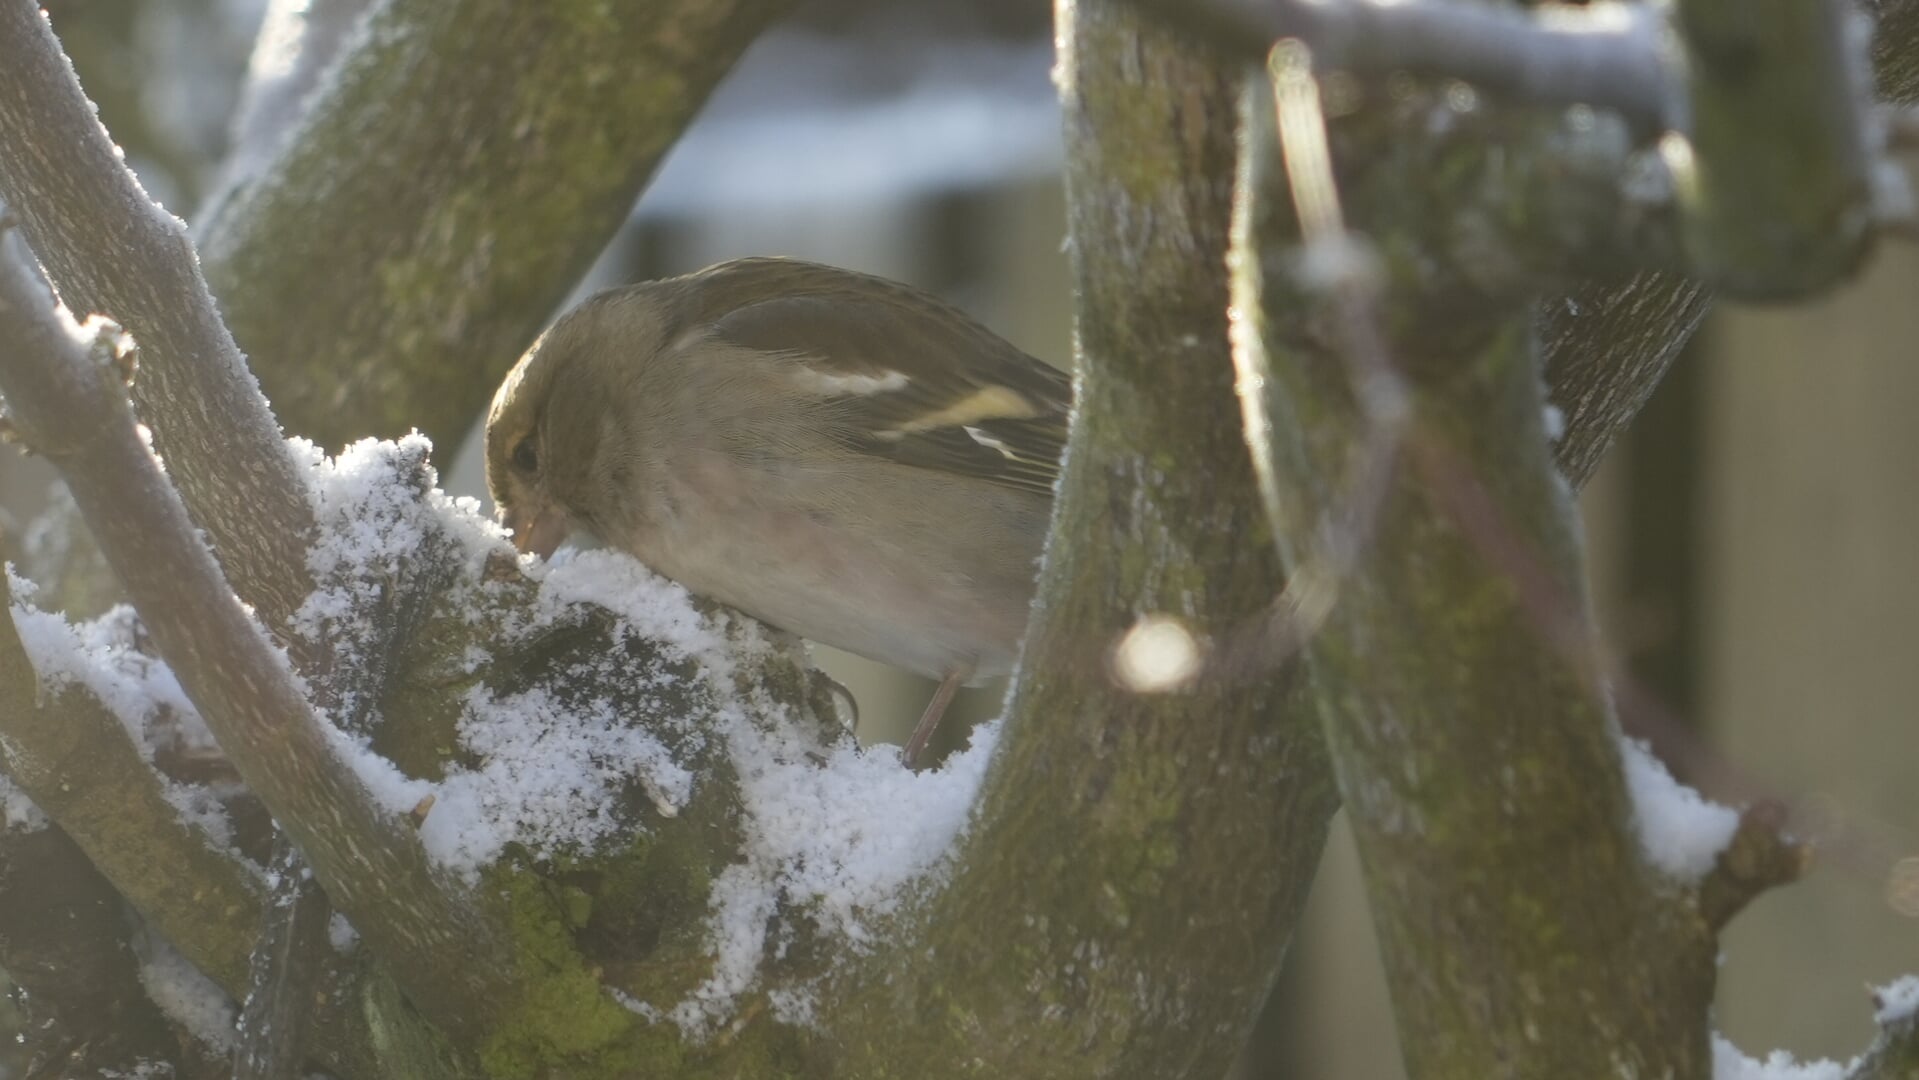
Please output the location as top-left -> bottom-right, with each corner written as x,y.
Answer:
1232,62 -> 1720,1079
776,6 -> 1341,1076
196,0 -> 793,455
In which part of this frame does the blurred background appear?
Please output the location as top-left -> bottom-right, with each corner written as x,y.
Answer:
6,0 -> 1917,1074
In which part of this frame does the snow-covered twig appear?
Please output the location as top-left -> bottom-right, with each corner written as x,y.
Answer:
0,560 -> 264,993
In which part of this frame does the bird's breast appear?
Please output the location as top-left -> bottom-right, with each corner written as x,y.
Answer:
610,451 -> 1045,681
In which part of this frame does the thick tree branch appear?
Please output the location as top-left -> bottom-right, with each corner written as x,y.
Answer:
1674,0 -> 1876,298
195,0 -> 796,454
1232,61 -> 1714,1076
0,0 -> 316,635
0,237 -> 518,1044
816,5 -> 1339,1075
0,566 -> 263,994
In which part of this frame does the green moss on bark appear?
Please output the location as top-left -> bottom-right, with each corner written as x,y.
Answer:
197,0 -> 794,454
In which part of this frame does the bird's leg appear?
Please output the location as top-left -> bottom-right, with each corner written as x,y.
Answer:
901,665 -> 971,769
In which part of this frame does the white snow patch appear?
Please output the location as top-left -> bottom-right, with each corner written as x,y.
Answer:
0,773 -> 46,832
1542,403 -> 1567,442
1711,1035 -> 1846,1080
611,987 -> 663,1023
768,983 -> 820,1029
254,436 -> 1002,1035
7,578 -> 213,759
415,683 -> 695,877
669,717 -> 999,1037
138,935 -> 237,1053
530,550 -> 735,675
328,912 -> 359,953
289,435 -> 511,725
8,571 -> 234,847
1875,974 -> 1919,1025
1621,737 -> 1740,881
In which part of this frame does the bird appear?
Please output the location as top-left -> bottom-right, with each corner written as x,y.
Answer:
484,257 -> 1070,766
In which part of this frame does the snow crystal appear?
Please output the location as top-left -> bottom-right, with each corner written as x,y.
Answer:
611,988 -> 662,1023
1711,1035 -> 1845,1080
138,934 -> 237,1053
1542,403 -> 1567,442
1621,737 -> 1740,881
327,912 -> 359,953
0,773 -> 47,832
1876,974 -> 1919,1025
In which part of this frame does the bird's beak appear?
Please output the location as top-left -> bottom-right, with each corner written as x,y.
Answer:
506,502 -> 570,560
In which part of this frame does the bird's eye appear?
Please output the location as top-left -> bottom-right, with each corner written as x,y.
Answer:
511,437 -> 538,473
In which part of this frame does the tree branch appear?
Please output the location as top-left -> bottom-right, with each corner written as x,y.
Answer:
0,566 -> 264,994
1850,983 -> 1919,1080
1130,0 -> 1674,139
1232,56 -> 1716,1076
1543,0 -> 1919,497
195,0 -> 797,454
818,5 -> 1340,1074
1673,0 -> 1876,298
0,235 -> 518,1044
0,0 -> 316,636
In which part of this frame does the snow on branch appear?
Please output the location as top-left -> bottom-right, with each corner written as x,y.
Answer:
0,565 -> 265,994
1713,976 -> 1919,1080
0,231 -> 518,1043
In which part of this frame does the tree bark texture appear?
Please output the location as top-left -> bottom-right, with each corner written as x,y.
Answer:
820,6 -> 1339,1076
196,0 -> 795,456
1231,63 -> 1723,1077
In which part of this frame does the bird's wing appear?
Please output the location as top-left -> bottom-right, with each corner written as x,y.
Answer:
694,259 -> 1071,498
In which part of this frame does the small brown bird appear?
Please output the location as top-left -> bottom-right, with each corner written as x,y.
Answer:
484,257 -> 1070,765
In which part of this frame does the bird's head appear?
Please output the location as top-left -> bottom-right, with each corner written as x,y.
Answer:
485,288 -> 672,559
